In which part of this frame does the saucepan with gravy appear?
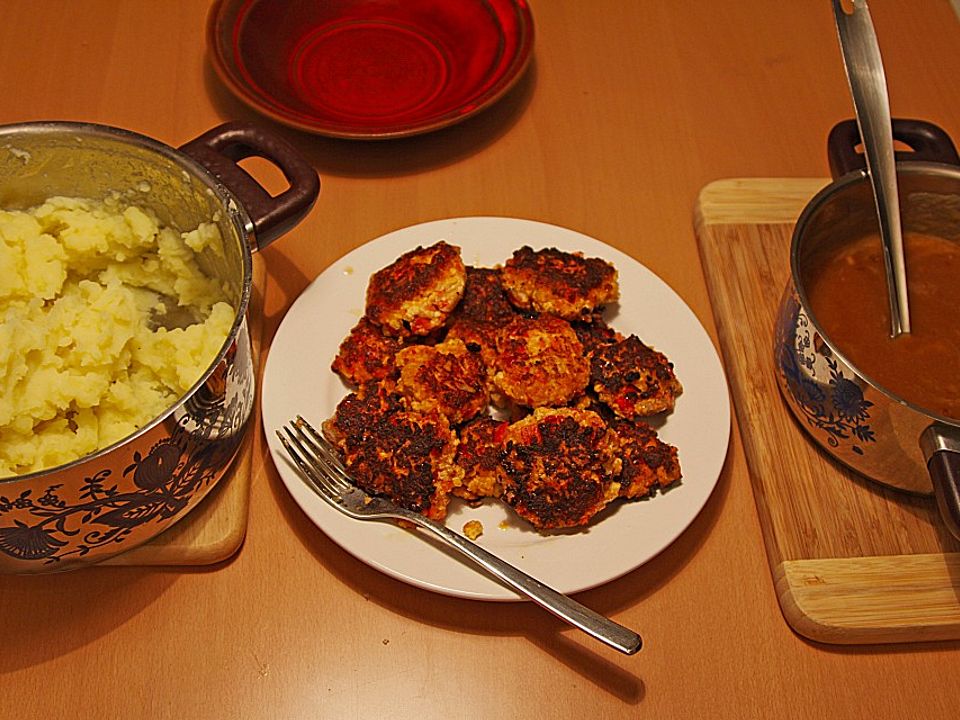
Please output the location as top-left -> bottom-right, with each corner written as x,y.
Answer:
775,118 -> 960,540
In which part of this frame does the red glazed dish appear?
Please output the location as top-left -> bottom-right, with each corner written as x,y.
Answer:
207,0 -> 535,139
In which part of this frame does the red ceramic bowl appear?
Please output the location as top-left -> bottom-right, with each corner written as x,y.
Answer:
207,0 -> 535,140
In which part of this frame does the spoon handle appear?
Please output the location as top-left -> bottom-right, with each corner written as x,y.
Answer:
833,0 -> 911,336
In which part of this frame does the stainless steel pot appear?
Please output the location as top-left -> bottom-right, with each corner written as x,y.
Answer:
0,121 -> 319,572
775,118 -> 960,540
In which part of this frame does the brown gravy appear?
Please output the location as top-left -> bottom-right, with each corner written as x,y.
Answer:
804,231 -> 960,421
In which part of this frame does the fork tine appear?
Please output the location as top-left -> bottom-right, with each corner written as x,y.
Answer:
314,437 -> 355,487
294,415 -> 356,491
278,425 -> 346,502
286,422 -> 365,509
276,427 -> 341,506
289,419 -> 349,491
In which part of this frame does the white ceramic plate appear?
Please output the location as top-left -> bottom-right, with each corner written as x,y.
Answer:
262,217 -> 730,600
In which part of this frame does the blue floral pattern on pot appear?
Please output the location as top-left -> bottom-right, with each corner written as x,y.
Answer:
0,343 -> 252,566
776,292 -> 875,456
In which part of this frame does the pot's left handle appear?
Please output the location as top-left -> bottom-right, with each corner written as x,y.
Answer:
179,122 -> 320,251
921,424 -> 960,541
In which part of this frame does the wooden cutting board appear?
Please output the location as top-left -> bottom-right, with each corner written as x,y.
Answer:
695,178 -> 960,645
101,253 -> 265,567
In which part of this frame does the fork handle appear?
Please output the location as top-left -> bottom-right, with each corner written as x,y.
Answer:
398,510 -> 642,655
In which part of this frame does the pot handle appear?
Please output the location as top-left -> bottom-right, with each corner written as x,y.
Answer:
920,424 -> 960,541
179,122 -> 320,251
827,118 -> 960,178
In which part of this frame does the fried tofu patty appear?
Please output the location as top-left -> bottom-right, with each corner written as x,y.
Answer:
395,338 -> 489,425
590,335 -> 683,418
444,318 -> 494,376
331,317 -> 406,386
454,415 -> 508,501
365,240 -> 466,337
571,315 -> 623,356
500,407 -> 619,529
323,381 -> 462,520
607,418 -> 682,499
446,267 -> 519,380
452,266 -> 517,326
500,246 -> 619,320
493,314 -> 590,408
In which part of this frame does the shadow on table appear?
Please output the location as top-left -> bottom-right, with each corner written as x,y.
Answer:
202,57 -> 538,179
0,566 -> 179,674
267,422 -> 733,705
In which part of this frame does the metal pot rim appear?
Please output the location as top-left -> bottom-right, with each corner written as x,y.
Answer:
0,120 -> 255,484
789,160 -> 960,428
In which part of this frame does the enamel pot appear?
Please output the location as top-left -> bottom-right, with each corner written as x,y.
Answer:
775,118 -> 960,541
0,121 -> 319,572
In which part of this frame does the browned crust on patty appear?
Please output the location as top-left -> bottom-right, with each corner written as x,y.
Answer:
394,338 -> 489,425
500,246 -> 619,320
493,314 -> 590,408
590,335 -> 683,418
570,314 -> 624,356
454,415 -> 508,501
445,318 -> 496,376
499,407 -> 619,529
445,268 -> 519,389
323,381 -> 462,520
365,241 -> 466,337
607,418 -> 682,499
331,317 -> 406,386
451,266 -> 518,327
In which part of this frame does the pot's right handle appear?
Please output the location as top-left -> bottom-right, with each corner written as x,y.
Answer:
921,424 -> 960,541
179,122 -> 320,251
827,118 -> 960,178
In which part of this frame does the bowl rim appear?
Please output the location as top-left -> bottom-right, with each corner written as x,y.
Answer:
205,0 -> 536,140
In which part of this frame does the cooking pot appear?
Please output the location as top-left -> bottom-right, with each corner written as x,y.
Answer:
0,121 -> 319,572
775,118 -> 960,541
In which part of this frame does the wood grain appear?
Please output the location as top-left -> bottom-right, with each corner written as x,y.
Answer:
777,555 -> 960,644
696,178 -> 960,644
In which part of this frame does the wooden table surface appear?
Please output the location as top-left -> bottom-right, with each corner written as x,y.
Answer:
2,1 -> 959,718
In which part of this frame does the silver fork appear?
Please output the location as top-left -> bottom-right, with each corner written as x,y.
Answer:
277,415 -> 642,656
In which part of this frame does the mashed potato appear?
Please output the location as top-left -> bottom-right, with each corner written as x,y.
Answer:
0,196 -> 236,477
